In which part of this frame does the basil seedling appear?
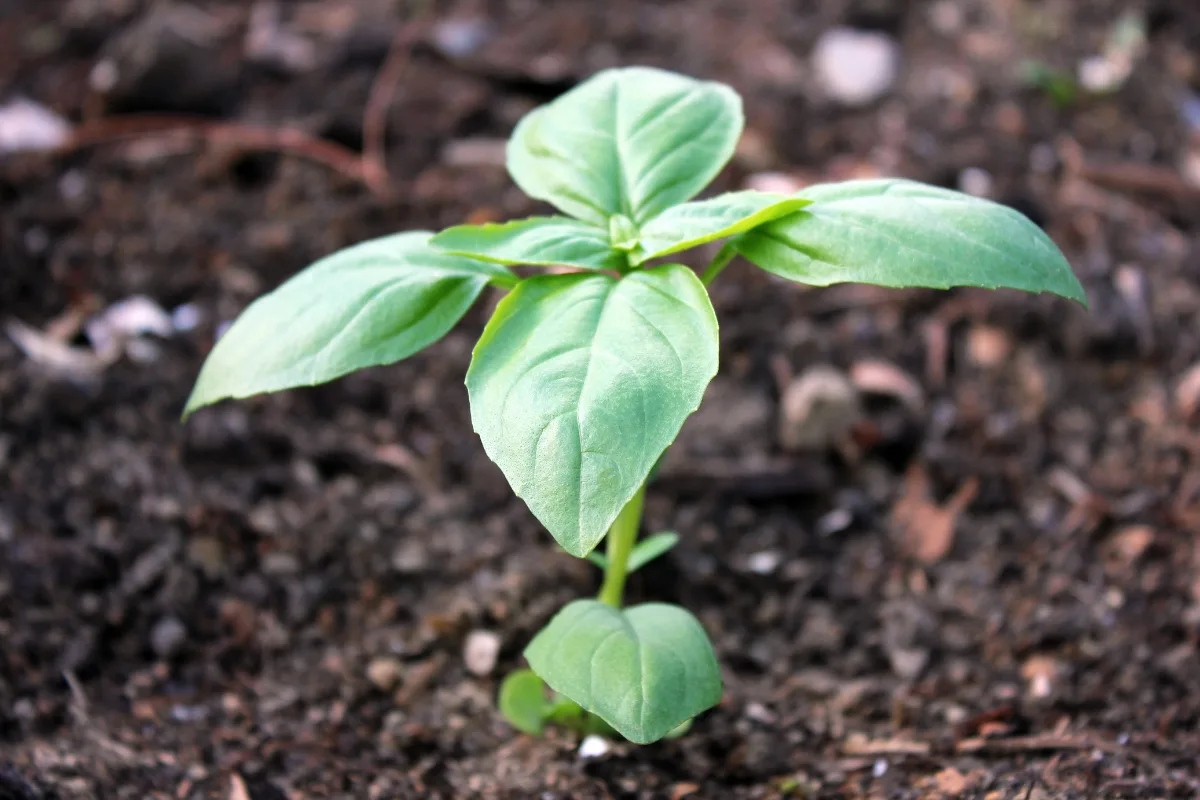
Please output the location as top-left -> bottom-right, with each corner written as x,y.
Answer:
184,66 -> 1086,745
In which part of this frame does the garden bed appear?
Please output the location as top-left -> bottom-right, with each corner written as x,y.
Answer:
3,1 -> 1200,797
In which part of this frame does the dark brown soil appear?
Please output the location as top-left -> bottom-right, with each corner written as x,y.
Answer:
4,1 -> 1200,797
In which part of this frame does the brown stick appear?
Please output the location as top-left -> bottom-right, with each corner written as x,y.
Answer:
1079,161 -> 1200,202
60,115 -> 372,190
843,733 -> 1121,758
361,13 -> 433,197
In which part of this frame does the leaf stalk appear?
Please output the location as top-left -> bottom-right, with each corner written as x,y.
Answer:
597,482 -> 647,607
700,241 -> 738,286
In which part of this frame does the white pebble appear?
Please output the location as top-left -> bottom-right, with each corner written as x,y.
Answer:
89,59 -> 119,93
957,167 -> 993,198
812,28 -> 900,107
171,303 -> 204,332
578,734 -> 610,759
746,550 -> 782,575
463,629 -> 501,676
0,96 -> 71,155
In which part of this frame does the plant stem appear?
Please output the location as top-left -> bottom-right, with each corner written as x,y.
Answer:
596,483 -> 647,608
700,242 -> 737,286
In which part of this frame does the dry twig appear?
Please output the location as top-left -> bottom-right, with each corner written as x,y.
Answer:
61,115 -> 371,190
361,17 -> 431,196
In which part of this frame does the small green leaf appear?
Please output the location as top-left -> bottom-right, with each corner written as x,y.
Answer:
735,179 -> 1087,304
609,214 -> 639,252
467,264 -> 719,557
498,669 -> 549,735
632,191 -> 810,264
627,531 -> 679,572
431,217 -> 625,272
582,531 -> 677,572
184,232 -> 514,416
507,67 -> 742,226
664,719 -> 693,739
525,600 -> 722,744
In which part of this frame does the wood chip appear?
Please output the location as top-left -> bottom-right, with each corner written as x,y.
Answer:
670,782 -> 702,799
966,324 -> 1012,368
934,767 -> 971,796
1175,361 -> 1200,420
1107,525 -> 1154,564
228,774 -> 251,800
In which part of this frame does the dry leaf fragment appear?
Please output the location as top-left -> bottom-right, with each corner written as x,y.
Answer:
851,359 -> 925,412
890,463 -> 978,564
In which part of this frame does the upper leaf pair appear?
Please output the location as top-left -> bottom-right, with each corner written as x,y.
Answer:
432,67 -> 808,271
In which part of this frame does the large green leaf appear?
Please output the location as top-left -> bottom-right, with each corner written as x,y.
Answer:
431,216 -> 626,272
632,191 -> 810,265
467,263 -> 718,557
525,600 -> 722,744
735,179 -> 1087,304
184,232 -> 514,415
507,67 -> 742,226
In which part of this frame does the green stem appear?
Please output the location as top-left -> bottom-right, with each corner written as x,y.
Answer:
596,483 -> 647,607
700,241 -> 737,286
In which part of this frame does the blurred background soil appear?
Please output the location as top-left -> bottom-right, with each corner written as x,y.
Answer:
2,0 -> 1200,797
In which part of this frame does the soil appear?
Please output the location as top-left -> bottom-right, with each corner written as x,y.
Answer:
3,1 -> 1200,798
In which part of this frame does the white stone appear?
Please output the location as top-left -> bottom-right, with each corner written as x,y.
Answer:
463,629 -> 500,676
812,28 -> 900,106
578,734 -> 610,759
0,96 -> 71,155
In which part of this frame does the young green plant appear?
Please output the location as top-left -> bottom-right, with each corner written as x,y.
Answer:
183,66 -> 1086,745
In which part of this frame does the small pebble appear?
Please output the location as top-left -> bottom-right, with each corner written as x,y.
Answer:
887,647 -> 928,680
58,170 -> 87,201
366,656 -> 403,691
578,734 -> 610,759
957,166 -> 993,198
23,227 -> 49,254
171,303 -> 203,332
812,28 -> 900,107
929,1 -> 964,34
778,365 -> 862,451
816,508 -> 853,537
186,535 -> 226,578
745,701 -> 777,725
746,550 -> 782,575
966,325 -> 1012,368
262,551 -> 300,576
89,58 -> 119,93
463,630 -> 501,676
873,759 -> 888,778
0,96 -> 71,155
432,17 -> 492,59
150,616 -> 188,659
744,171 -> 805,194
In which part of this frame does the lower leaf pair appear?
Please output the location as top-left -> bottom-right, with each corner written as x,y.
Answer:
500,600 -> 720,744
